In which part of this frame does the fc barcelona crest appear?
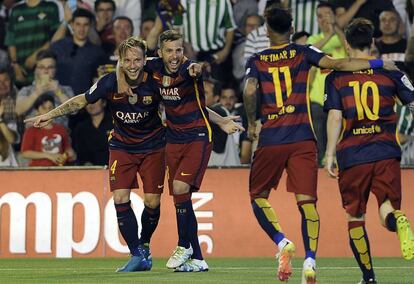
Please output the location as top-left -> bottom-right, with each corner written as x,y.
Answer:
142,96 -> 152,105
162,76 -> 172,87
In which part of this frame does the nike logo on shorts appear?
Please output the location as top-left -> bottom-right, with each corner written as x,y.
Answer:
180,172 -> 192,176
157,184 -> 164,189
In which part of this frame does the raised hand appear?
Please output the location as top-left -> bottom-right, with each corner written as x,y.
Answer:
218,115 -> 245,134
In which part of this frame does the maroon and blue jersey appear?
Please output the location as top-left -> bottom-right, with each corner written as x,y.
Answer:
85,72 -> 165,153
324,68 -> 414,170
145,57 -> 212,144
245,43 -> 325,147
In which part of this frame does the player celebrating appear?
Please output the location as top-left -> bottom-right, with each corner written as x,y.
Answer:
118,30 -> 243,272
25,37 -> 164,272
325,18 -> 414,284
243,7 -> 396,284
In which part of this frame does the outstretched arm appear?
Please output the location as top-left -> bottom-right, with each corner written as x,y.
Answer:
24,94 -> 88,127
243,77 -> 258,141
318,56 -> 396,72
206,107 -> 245,134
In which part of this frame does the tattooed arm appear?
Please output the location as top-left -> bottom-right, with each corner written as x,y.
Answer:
24,94 -> 88,128
243,77 -> 258,140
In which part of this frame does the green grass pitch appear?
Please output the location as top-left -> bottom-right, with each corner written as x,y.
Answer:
0,257 -> 413,283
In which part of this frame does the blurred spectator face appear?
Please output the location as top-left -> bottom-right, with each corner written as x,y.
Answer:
96,2 -> 115,26
379,11 -> 399,36
85,99 -> 105,116
140,19 -> 155,40
245,15 -> 262,35
37,100 -> 55,115
113,19 -> 133,45
121,47 -> 145,81
0,72 -> 11,98
35,58 -> 56,81
219,88 -> 237,111
72,17 -> 92,42
204,80 -> 218,106
316,6 -> 334,29
158,39 -> 184,74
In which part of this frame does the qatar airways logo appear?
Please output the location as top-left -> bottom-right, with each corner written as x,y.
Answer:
159,87 -> 181,101
115,111 -> 149,123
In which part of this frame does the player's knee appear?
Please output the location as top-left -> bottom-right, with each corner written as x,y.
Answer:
250,189 -> 270,202
172,180 -> 190,195
144,195 -> 161,209
112,189 -> 131,204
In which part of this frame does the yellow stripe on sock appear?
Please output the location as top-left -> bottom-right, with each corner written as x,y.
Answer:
255,198 -> 283,232
300,203 -> 320,251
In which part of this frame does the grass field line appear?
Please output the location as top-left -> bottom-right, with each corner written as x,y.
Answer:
0,266 -> 413,271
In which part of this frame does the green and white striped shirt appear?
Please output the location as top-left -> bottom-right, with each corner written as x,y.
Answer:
290,0 -> 319,35
174,0 -> 236,52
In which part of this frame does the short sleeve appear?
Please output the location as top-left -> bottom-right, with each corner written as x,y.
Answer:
302,45 -> 326,67
388,70 -> 414,105
245,54 -> 259,79
323,72 -> 343,112
84,73 -> 115,103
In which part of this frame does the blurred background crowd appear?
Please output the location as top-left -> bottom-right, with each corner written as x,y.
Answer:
0,0 -> 413,168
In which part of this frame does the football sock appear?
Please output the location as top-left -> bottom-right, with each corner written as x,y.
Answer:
114,201 -> 140,256
298,201 -> 320,260
385,210 -> 404,232
252,198 -> 285,245
348,221 -> 375,281
188,200 -> 203,260
140,204 -> 161,245
174,193 -> 192,249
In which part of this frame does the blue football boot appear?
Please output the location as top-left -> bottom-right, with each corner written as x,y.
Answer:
116,246 -> 150,272
140,244 -> 152,271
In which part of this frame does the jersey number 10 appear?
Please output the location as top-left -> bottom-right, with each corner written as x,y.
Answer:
268,67 -> 292,107
349,81 -> 380,121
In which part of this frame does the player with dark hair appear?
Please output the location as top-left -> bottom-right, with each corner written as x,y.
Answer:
118,29 -> 243,272
25,37 -> 164,272
325,18 -> 414,284
243,7 -> 396,284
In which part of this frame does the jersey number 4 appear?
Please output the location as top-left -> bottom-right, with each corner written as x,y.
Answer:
349,81 -> 379,121
268,67 -> 292,107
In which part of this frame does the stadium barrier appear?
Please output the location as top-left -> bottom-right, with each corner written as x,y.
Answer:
0,168 -> 413,258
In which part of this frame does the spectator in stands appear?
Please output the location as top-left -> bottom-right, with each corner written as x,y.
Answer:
94,0 -> 116,48
232,0 -> 259,29
99,16 -> 133,76
243,0 -> 285,63
21,93 -> 75,166
289,0 -> 319,35
140,17 -> 155,41
113,0 -> 141,36
233,13 -> 263,92
376,9 -> 407,71
5,0 -> 60,87
0,66 -> 19,166
208,87 -> 242,167
16,50 -> 73,127
51,8 -> 105,95
307,2 -> 347,167
73,99 -> 112,166
334,0 -> 395,37
174,0 -> 237,84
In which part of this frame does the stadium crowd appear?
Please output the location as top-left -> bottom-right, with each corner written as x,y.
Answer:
0,0 -> 414,167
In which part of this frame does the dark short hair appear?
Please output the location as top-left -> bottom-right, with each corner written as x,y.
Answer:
292,31 -> 310,42
158,30 -> 183,48
118,36 -> 147,59
36,49 -> 57,62
265,0 -> 282,9
345,18 -> 374,50
264,7 -> 292,34
317,1 -> 335,12
33,92 -> 55,110
94,0 -> 116,12
113,16 -> 134,34
72,8 -> 95,23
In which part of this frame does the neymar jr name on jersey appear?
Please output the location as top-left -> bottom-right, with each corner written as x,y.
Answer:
260,49 -> 297,62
